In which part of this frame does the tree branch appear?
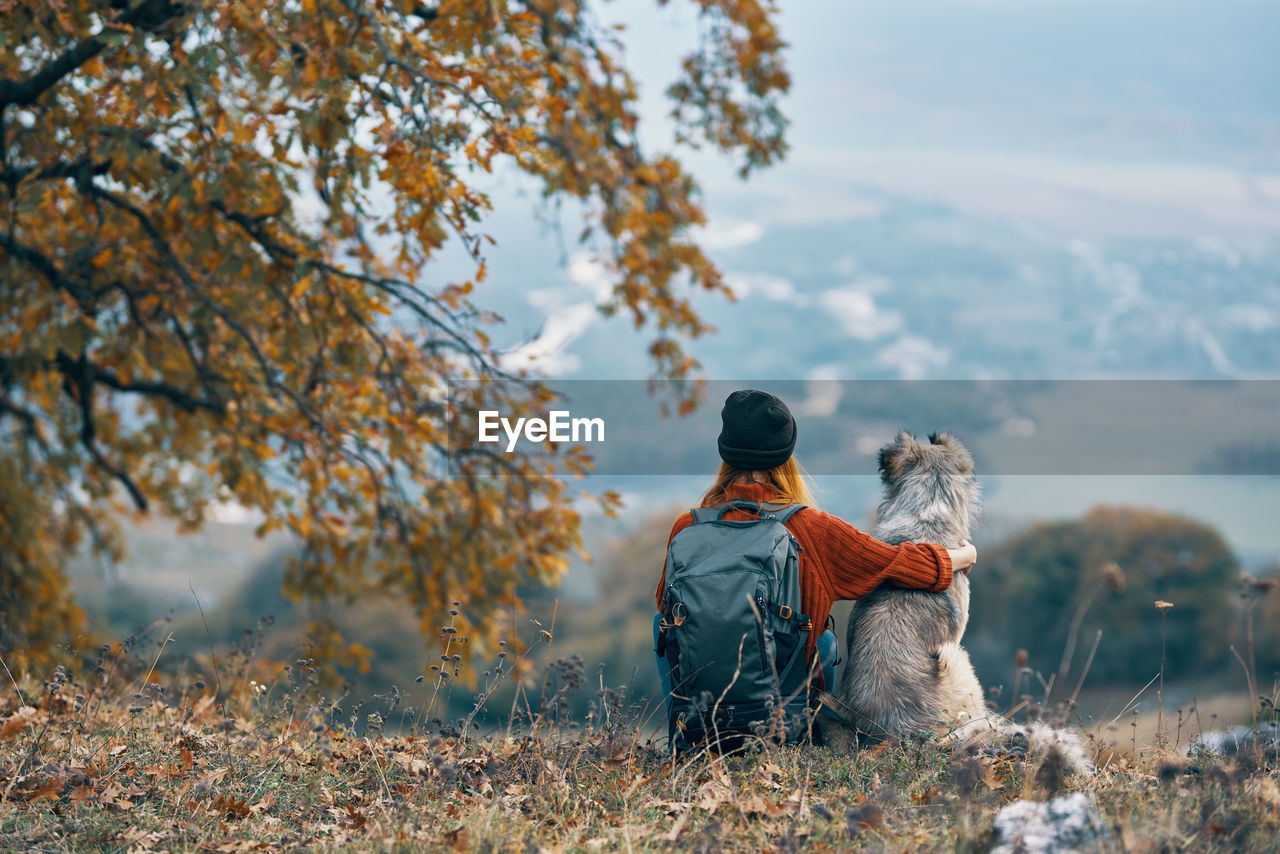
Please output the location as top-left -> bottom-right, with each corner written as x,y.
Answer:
54,348 -> 225,416
0,0 -> 185,108
55,350 -> 149,511
0,36 -> 109,109
0,392 -> 50,451
0,157 -> 111,188
0,232 -> 97,309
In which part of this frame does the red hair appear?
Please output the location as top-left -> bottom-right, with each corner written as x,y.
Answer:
699,457 -> 818,509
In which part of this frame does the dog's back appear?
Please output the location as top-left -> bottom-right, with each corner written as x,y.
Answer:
839,431 -> 984,736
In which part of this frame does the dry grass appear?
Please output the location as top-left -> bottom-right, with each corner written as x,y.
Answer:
1,618 -> 1278,853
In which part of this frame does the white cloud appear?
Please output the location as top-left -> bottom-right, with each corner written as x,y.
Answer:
1000,417 -> 1036,438
856,434 -> 890,456
819,281 -> 901,339
525,287 -> 567,310
725,272 -> 801,303
835,254 -> 859,275
567,253 -> 614,302
1193,235 -> 1242,269
696,220 -> 765,251
505,254 -> 619,376
794,364 -> 844,417
1222,304 -> 1277,333
875,335 -> 950,379
207,501 -> 266,525
769,190 -> 884,227
500,303 -> 598,376
525,254 -> 615,312
1187,320 -> 1237,377
771,149 -> 1280,238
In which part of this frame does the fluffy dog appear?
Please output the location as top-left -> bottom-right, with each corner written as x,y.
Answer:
838,430 -> 986,736
824,431 -> 1093,774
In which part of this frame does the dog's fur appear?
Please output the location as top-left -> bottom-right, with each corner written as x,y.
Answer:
838,430 -> 986,735
824,431 -> 1093,774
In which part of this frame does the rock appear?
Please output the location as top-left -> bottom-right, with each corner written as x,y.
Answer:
991,793 -> 1116,854
1188,725 -> 1279,761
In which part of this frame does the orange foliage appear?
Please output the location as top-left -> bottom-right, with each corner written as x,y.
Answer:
0,0 -> 788,659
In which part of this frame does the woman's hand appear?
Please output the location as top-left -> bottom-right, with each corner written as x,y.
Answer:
947,541 -> 977,575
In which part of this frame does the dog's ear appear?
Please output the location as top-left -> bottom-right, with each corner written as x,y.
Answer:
928,431 -> 974,474
878,430 -> 922,484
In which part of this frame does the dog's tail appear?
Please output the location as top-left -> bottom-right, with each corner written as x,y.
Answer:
955,717 -> 1097,776
815,691 -> 894,741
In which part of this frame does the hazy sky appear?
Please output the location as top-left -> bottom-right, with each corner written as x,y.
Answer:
480,1 -> 1280,560
461,0 -> 1279,380
602,0 -> 1280,235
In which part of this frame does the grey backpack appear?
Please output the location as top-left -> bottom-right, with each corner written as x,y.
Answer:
657,499 -> 815,752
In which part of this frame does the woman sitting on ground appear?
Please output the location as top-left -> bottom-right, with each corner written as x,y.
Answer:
653,389 -> 977,715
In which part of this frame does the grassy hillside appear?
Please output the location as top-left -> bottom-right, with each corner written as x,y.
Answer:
29,502 -> 1277,851
1,624 -> 1278,853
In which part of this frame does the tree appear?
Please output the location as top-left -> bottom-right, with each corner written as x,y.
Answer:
0,0 -> 789,667
1243,568 -> 1279,692
970,506 -> 1239,688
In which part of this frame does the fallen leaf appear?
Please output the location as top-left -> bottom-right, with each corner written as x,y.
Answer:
694,778 -> 731,812
757,761 -> 785,789
212,794 -> 251,819
785,787 -> 810,818
911,787 -> 937,804
343,804 -> 367,830
738,792 -> 775,815
847,802 -> 884,831
622,774 -> 650,799
28,776 -> 65,803
1251,776 -> 1280,812
250,792 -> 275,815
445,824 -> 470,851
661,809 -> 690,842
199,766 -> 230,786
0,710 -> 32,740
392,751 -> 427,774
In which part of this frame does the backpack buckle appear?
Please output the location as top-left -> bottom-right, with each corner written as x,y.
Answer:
778,604 -> 792,620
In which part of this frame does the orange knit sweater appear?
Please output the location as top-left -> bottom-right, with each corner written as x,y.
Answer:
654,481 -> 954,685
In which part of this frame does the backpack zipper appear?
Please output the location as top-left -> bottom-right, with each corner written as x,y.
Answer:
669,566 -> 770,582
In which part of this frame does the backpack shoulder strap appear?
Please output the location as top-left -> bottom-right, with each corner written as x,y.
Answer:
689,499 -> 759,523
762,502 -> 806,524
689,503 -> 726,524
689,500 -> 807,525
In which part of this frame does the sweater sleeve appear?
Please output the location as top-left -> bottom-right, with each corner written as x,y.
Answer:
654,512 -> 695,611
800,509 -> 953,600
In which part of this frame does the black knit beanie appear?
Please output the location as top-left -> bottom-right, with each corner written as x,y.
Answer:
717,389 -> 797,470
